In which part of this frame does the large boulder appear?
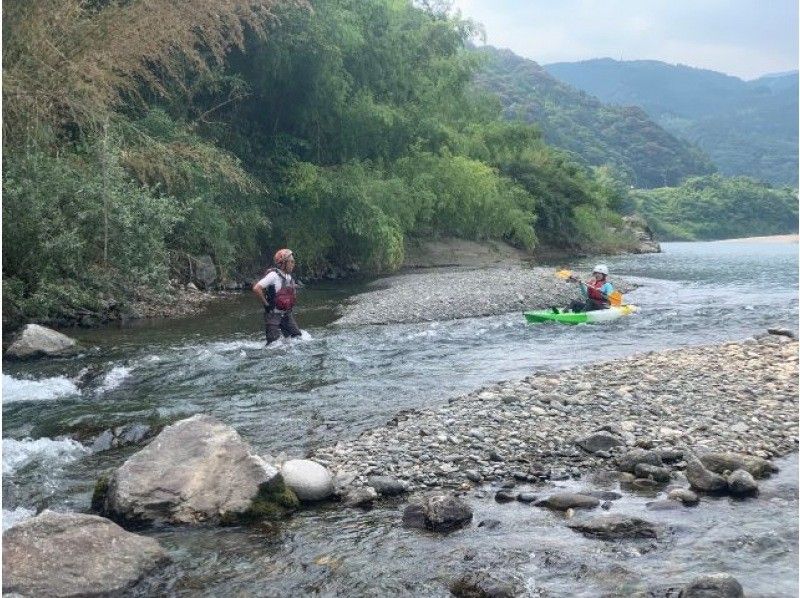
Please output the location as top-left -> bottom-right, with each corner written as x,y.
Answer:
96,414 -> 297,525
191,255 -> 217,289
567,514 -> 659,540
281,459 -> 334,502
699,452 -> 777,478
622,215 -> 661,254
680,573 -> 744,598
403,492 -> 473,533
2,510 -> 169,597
5,324 -> 77,360
686,457 -> 727,493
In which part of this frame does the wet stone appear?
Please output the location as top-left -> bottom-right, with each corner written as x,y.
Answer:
367,476 -> 408,496
616,449 -> 664,473
632,478 -> 659,490
450,571 -> 521,598
584,490 -> 623,501
686,458 -> 728,493
726,469 -> 758,496
668,488 -> 700,506
465,470 -> 482,483
699,452 -> 777,479
516,492 -> 537,503
634,463 -> 672,483
681,573 -> 744,598
567,514 -> 659,540
408,492 -> 474,533
342,487 -> 378,508
646,500 -> 683,511
575,431 -> 625,454
535,493 -> 600,511
494,490 -> 516,503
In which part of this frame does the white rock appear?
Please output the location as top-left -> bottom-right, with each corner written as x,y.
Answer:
281,459 -> 334,502
5,324 -> 77,359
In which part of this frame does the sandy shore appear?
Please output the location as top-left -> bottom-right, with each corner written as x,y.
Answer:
717,234 -> 798,243
312,332 -> 798,490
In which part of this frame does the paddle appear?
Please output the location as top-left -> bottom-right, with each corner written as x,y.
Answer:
555,269 -> 623,307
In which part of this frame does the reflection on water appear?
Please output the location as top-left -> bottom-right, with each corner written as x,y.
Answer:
3,241 -> 798,595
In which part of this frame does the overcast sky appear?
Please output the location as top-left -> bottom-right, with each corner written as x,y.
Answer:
452,0 -> 798,80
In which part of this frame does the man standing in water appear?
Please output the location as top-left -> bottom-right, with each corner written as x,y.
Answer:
252,249 -> 302,344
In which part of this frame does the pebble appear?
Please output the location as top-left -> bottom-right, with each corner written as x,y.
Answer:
667,488 -> 700,506
336,267 -> 635,326
312,337 -> 797,497
494,490 -> 516,503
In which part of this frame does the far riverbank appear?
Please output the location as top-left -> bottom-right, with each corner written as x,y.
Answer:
717,234 -> 798,243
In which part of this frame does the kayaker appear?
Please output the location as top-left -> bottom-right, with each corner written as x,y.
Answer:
252,248 -> 301,344
568,264 -> 614,312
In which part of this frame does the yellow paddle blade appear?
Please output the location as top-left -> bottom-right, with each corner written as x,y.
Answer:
609,291 -> 623,307
555,269 -> 573,280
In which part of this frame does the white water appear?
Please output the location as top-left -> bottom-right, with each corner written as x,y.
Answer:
2,374 -> 80,403
2,507 -> 36,531
2,437 -> 89,476
96,365 -> 132,393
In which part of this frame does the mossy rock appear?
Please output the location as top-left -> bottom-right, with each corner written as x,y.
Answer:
222,473 -> 300,525
91,475 -> 111,514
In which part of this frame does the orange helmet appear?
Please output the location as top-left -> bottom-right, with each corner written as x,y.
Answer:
274,248 -> 294,266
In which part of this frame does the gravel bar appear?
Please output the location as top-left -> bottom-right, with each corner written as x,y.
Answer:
335,265 -> 635,326
312,333 -> 798,490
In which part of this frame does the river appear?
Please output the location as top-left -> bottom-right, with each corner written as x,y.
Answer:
3,240 -> 798,596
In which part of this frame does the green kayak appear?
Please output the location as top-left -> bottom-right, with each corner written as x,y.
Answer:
524,305 -> 638,325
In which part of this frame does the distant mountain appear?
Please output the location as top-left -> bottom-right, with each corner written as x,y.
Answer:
545,59 -> 798,185
473,47 -> 716,188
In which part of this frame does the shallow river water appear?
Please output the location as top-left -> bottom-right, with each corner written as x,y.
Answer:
3,240 -> 798,596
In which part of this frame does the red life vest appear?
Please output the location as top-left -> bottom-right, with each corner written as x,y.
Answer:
265,268 -> 297,311
586,278 -> 608,303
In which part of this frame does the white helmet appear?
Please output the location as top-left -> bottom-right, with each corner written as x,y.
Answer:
593,264 -> 609,276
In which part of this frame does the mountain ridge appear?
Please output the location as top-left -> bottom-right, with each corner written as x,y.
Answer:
473,46 -> 716,188
544,58 -> 798,185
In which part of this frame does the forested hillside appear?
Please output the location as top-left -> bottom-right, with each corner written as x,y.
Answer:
545,59 -> 799,185
3,0 -> 639,326
629,176 -> 798,241
474,47 -> 716,188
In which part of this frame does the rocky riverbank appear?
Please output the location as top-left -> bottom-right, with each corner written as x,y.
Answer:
335,265 -> 636,326
312,332 -> 798,490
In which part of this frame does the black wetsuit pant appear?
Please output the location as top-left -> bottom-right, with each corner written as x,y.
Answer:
569,299 -> 606,313
264,310 -> 302,344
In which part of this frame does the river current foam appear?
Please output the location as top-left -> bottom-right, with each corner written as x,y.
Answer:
2,374 -> 80,403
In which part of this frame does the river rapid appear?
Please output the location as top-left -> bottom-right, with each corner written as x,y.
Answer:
3,240 -> 798,596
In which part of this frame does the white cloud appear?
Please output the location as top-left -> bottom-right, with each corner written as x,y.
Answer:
451,0 -> 798,79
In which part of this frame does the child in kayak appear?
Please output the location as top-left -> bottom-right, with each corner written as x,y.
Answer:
568,264 -> 613,312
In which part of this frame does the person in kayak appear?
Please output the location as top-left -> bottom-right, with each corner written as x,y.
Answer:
252,248 -> 302,344
568,264 -> 614,312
